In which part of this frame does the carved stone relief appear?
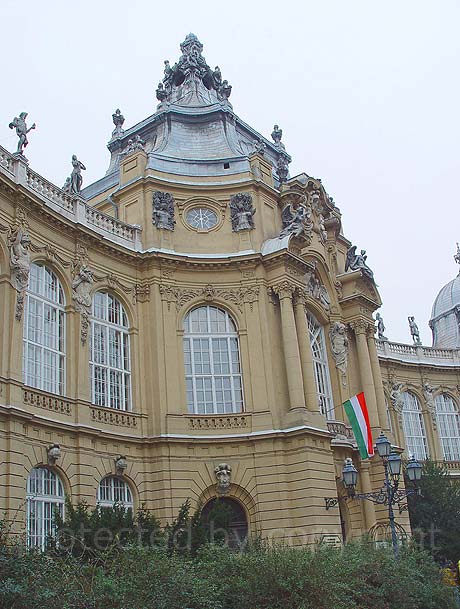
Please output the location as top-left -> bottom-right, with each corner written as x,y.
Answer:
8,223 -> 31,321
72,264 -> 94,344
214,462 -> 232,494
230,193 -> 255,232
152,191 -> 175,231
329,321 -> 349,386
304,263 -> 331,311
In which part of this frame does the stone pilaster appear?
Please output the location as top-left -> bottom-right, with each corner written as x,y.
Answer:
271,282 -> 306,412
293,290 -> 320,414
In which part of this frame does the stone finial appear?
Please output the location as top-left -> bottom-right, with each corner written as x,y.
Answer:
408,316 -> 421,345
47,444 -> 61,465
271,124 -> 284,147
112,108 -> 125,139
375,312 -> 388,341
454,243 -> 460,267
115,455 -> 128,474
9,112 -> 36,155
214,462 -> 232,494
345,246 -> 374,282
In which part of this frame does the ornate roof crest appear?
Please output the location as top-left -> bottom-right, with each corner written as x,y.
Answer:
156,34 -> 232,108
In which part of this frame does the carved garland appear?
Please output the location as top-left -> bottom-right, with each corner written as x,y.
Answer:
159,283 -> 260,313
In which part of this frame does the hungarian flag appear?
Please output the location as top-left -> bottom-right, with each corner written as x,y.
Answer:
343,392 -> 374,460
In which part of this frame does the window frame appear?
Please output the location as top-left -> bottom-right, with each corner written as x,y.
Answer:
26,466 -> 65,551
90,291 -> 132,411
307,312 -> 334,419
401,391 -> 429,460
23,263 -> 66,395
435,393 -> 460,461
183,305 -> 244,415
97,476 -> 134,510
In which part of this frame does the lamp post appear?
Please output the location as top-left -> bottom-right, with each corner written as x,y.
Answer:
325,432 -> 423,558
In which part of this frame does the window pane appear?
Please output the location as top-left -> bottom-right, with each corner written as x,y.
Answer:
183,306 -> 243,415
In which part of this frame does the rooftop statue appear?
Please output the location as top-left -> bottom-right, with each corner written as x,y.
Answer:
155,33 -> 232,107
280,198 -> 312,241
454,242 -> 460,267
408,316 -> 421,345
9,112 -> 36,155
271,124 -> 284,149
70,155 -> 86,195
111,109 -> 125,139
375,312 -> 388,340
345,245 -> 374,282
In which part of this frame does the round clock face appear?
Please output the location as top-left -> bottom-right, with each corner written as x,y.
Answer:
186,207 -> 218,230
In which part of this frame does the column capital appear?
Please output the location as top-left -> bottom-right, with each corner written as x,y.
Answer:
349,319 -> 374,336
270,281 -> 297,301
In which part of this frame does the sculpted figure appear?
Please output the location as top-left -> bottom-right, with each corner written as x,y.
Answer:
212,65 -> 222,89
10,228 -> 31,291
62,177 -> 72,193
230,193 -> 255,231
122,135 -> 145,157
112,108 -> 125,138
152,191 -> 175,231
271,124 -> 283,145
280,200 -> 312,240
163,59 -> 174,90
219,79 -> 232,100
408,316 -> 421,345
156,82 -> 168,102
214,463 -> 232,494
345,245 -> 374,282
276,155 -> 289,183
390,382 -> 405,413
9,112 -> 36,155
253,139 -> 266,156
70,155 -> 86,194
72,265 -> 93,310
329,321 -> 349,375
375,312 -> 388,340
318,213 -> 328,242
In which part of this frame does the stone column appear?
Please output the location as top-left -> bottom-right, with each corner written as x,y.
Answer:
272,283 -> 306,411
367,331 -> 389,431
350,320 -> 380,431
293,291 -> 319,413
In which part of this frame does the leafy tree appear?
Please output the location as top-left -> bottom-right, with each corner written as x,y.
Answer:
407,459 -> 460,562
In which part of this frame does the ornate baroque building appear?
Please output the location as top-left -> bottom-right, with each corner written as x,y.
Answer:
1,34 -> 459,549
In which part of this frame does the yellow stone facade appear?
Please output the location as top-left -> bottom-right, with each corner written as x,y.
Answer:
1,35 -> 459,547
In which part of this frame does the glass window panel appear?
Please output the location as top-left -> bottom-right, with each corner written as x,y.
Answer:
26,467 -> 64,550
183,306 -> 243,415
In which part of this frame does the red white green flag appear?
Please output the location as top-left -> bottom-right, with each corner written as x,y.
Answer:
343,392 -> 374,460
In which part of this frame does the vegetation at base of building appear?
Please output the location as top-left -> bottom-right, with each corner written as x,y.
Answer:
0,534 -> 455,608
407,459 -> 460,563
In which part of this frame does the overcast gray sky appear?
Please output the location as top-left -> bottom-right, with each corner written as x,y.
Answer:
2,0 -> 459,345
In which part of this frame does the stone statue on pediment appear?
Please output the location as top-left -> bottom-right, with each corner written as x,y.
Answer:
408,316 -> 421,345
70,155 -> 86,195
345,245 -> 374,282
9,112 -> 36,155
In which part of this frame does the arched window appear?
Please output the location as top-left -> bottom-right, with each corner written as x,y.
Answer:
183,306 -> 244,414
90,292 -> 131,410
23,263 -> 65,395
97,476 -> 133,509
307,312 -> 334,419
401,392 -> 428,460
26,467 -> 64,550
435,394 -> 460,461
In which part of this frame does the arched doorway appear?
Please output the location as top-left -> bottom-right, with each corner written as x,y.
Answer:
201,497 -> 248,549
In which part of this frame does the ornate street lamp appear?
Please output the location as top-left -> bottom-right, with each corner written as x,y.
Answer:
325,432 -> 423,558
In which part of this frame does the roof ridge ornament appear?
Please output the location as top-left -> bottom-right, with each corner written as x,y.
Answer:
454,242 -> 460,270
155,34 -> 232,108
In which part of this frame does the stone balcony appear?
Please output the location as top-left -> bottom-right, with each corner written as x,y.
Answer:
0,146 -> 142,251
376,339 -> 460,367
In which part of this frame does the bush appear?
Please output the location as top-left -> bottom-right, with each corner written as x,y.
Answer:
0,538 -> 455,609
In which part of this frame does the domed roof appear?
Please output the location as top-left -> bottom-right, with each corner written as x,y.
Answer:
430,273 -> 460,320
429,245 -> 460,348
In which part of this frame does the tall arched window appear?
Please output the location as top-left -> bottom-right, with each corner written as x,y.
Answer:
23,263 -> 65,395
435,394 -> 460,461
401,392 -> 428,460
307,312 -> 334,419
183,306 -> 244,414
90,292 -> 131,410
26,467 -> 64,550
97,476 -> 133,510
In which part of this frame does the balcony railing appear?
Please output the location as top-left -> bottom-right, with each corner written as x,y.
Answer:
376,340 -> 460,365
0,145 -> 142,251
